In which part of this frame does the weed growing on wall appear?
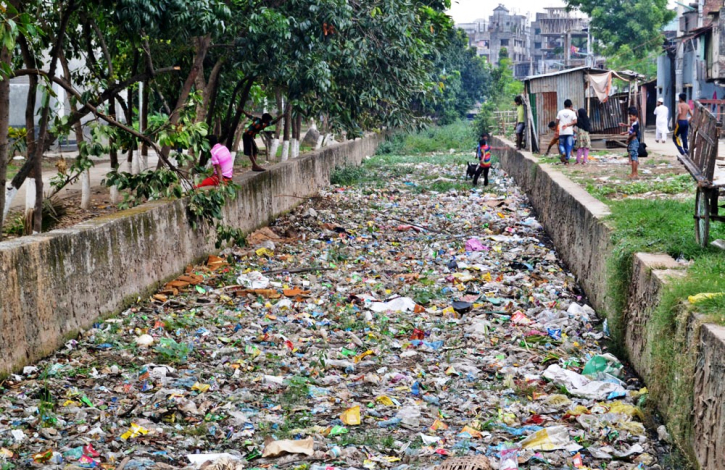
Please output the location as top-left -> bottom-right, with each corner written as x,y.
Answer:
603,197 -> 725,462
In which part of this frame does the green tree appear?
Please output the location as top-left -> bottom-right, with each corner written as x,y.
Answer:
417,28 -> 491,124
566,0 -> 676,59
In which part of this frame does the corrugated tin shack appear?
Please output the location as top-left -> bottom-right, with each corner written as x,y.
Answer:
523,67 -> 641,152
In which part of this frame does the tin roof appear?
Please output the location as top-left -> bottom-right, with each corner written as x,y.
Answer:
524,66 -> 640,82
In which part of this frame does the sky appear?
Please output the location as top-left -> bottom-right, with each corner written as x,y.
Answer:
446,0 -> 567,24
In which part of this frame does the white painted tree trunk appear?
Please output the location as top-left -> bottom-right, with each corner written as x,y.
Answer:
2,186 -> 18,225
80,169 -> 91,209
315,135 -> 324,150
269,138 -> 280,161
110,185 -> 119,204
281,140 -> 290,161
132,150 -> 141,174
141,152 -> 148,172
290,138 -> 298,158
25,177 -> 36,223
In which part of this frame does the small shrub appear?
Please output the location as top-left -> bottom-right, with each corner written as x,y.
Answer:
330,166 -> 368,186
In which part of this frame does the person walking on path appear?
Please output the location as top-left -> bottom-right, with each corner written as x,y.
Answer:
621,106 -> 640,179
575,108 -> 591,165
473,132 -> 492,186
242,111 -> 283,172
654,98 -> 669,143
195,136 -> 234,188
673,93 -> 692,156
556,99 -> 577,164
514,95 -> 525,150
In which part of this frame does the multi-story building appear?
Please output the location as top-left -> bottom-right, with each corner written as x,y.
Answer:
458,5 -> 600,78
656,2 -> 725,125
457,4 -> 531,78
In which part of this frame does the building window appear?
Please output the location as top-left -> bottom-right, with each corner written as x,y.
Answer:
501,39 -> 509,46
535,28 -> 541,35
535,42 -> 542,49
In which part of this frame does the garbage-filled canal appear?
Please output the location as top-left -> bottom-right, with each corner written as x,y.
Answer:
1,154 -> 674,469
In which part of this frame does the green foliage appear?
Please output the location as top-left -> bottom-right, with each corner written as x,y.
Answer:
7,127 -> 27,155
603,198 -> 725,460
330,166 -> 369,186
376,120 -> 472,155
155,337 -> 192,364
104,168 -> 183,209
566,0 -> 676,60
471,56 -> 523,137
417,29 -> 491,124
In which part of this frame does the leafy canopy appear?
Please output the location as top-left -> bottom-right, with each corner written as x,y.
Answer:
566,0 -> 676,60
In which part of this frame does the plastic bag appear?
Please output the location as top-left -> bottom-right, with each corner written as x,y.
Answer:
499,448 -> 518,470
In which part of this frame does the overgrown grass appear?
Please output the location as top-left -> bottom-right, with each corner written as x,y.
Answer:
604,198 -> 725,461
377,120 -> 472,155
585,174 -> 694,200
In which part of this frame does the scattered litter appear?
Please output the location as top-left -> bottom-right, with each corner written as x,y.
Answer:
0,154 -> 664,468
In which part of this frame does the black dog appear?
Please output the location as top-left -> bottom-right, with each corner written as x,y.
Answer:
465,162 -> 478,179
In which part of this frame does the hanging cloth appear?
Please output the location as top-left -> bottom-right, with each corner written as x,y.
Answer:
588,72 -> 613,103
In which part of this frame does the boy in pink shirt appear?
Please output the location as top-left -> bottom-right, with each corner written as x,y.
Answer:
196,136 -> 234,188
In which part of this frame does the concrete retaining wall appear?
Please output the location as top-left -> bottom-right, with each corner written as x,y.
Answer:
492,136 -> 725,469
0,134 -> 382,376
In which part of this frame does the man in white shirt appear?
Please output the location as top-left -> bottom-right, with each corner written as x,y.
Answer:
653,98 -> 669,143
556,99 -> 577,164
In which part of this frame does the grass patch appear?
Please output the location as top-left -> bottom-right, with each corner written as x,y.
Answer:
377,121 -> 472,155
603,198 -> 725,463
584,174 -> 694,200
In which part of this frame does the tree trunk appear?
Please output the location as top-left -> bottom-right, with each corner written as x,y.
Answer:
281,101 -> 291,161
30,0 -> 77,232
0,46 -> 10,234
109,99 -> 119,203
60,50 -> 91,209
196,57 -> 224,125
224,78 -> 254,148
268,91 -> 283,160
294,113 -> 303,157
141,80 -> 149,169
157,35 -> 211,168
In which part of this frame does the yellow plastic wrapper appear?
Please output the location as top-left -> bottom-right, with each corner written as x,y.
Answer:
256,247 -> 274,257
191,382 -> 210,393
618,421 -> 645,435
341,406 -> 361,425
121,423 -> 150,440
688,292 -> 723,304
430,419 -> 448,431
354,350 -> 374,363
542,394 -> 571,408
567,405 -> 590,416
461,425 -> 482,438
376,395 -> 394,406
607,401 -> 644,420
520,426 -> 571,450
32,449 -> 53,463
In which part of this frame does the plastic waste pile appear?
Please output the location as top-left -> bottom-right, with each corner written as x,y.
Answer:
0,156 -> 669,469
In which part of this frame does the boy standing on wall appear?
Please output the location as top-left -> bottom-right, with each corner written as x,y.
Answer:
242,111 -> 283,172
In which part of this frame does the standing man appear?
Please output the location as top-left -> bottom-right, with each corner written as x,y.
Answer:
654,98 -> 669,143
556,99 -> 577,164
514,95 -> 525,150
242,111 -> 283,172
673,93 -> 692,156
